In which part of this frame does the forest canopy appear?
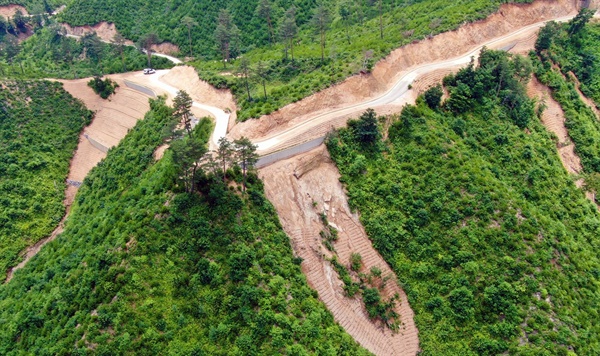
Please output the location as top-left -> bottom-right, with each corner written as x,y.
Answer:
328,50 -> 600,354
0,96 -> 369,355
0,80 -> 92,279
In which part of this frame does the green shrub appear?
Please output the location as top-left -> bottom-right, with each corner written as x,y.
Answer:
87,76 -> 119,99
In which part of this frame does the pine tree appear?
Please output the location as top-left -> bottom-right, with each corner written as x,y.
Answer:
173,90 -> 193,136
279,7 -> 298,61
256,0 -> 275,45
311,4 -> 330,63
214,10 -> 240,68
181,16 -> 198,57
234,137 -> 258,193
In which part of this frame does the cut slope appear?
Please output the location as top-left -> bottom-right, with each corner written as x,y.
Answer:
527,77 -> 582,174
260,146 -> 419,356
59,76 -> 151,182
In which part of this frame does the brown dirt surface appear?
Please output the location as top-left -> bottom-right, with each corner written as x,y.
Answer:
410,68 -> 455,96
59,76 -> 151,194
162,65 -> 237,114
62,22 -> 134,45
153,144 -> 169,161
151,42 -> 180,55
0,4 -> 28,18
527,77 -> 583,174
229,0 -> 579,142
507,30 -> 540,55
260,146 -> 419,356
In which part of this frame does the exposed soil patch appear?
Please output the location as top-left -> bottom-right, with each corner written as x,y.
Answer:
151,42 -> 179,56
527,77 -> 583,174
161,65 -> 237,125
410,68 -> 454,96
229,0 -> 579,142
153,144 -> 169,161
60,77 -> 151,151
0,4 -> 28,18
59,77 -> 150,190
260,146 -> 419,356
62,22 -> 134,45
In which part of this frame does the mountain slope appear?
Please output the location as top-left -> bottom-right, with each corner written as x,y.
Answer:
0,80 -> 92,279
328,50 -> 600,354
0,97 -> 369,355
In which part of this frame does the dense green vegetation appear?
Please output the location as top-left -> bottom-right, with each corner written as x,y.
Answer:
533,13 -> 600,175
328,50 -> 600,354
88,76 -> 118,99
195,0 -> 533,121
0,24 -> 173,79
535,10 -> 600,106
59,0 -> 324,54
0,96 -> 368,355
0,80 -> 92,279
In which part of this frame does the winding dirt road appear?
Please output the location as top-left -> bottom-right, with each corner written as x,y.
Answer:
5,1 -> 599,354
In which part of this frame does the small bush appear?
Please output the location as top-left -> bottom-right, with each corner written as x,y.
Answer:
88,76 -> 119,99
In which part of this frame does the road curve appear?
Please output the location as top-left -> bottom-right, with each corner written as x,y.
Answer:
126,70 -> 230,150
252,13 -> 580,154
122,9 -> 596,161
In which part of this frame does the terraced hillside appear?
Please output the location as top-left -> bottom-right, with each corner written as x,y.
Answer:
532,12 -> 600,179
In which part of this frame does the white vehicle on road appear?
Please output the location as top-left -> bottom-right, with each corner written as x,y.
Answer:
143,68 -> 156,75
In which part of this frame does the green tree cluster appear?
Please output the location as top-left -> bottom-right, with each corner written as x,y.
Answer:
87,76 -> 119,99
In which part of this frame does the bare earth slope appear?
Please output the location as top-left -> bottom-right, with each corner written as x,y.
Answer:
60,77 -> 151,187
260,147 -> 419,356
527,77 -> 583,174
0,4 -> 28,17
161,65 -> 237,124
